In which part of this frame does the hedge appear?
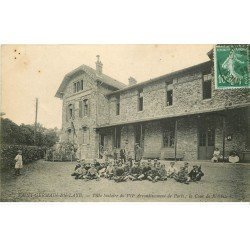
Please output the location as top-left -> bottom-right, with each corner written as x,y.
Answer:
0,144 -> 45,168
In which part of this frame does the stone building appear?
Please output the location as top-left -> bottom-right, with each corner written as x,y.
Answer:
55,52 -> 249,161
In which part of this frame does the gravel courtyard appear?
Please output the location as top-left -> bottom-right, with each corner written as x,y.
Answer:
1,160 -> 250,202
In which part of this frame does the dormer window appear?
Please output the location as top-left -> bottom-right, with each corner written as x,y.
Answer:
73,80 -> 84,93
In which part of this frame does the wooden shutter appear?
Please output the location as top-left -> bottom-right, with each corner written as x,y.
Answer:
72,104 -> 75,119
79,100 -> 82,118
87,99 -> 90,116
66,105 -> 68,122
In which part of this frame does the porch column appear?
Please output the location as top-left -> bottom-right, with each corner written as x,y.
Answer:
222,116 -> 226,162
114,127 -> 117,147
174,119 -> 178,161
140,124 -> 143,147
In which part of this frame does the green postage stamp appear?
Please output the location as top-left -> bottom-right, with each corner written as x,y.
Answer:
214,44 -> 249,89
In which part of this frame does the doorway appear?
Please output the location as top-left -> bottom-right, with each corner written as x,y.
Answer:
134,124 -> 144,149
198,122 -> 215,160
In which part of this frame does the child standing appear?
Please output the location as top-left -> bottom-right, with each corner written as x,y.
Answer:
14,150 -> 23,176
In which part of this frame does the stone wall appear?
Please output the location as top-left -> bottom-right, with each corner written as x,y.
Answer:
103,71 -> 249,126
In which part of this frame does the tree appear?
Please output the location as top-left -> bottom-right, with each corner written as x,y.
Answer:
0,118 -> 59,147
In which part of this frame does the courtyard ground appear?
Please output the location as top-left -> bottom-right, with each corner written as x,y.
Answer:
1,160 -> 249,202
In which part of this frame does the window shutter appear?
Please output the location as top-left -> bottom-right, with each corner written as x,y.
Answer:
80,80 -> 83,90
79,100 -> 82,118
72,104 -> 75,119
88,99 -> 90,116
66,105 -> 68,122
86,129 -> 90,144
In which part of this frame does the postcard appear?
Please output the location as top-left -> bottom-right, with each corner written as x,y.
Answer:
1,44 -> 249,202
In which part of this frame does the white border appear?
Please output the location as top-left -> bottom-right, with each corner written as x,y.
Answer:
1,1 -> 249,250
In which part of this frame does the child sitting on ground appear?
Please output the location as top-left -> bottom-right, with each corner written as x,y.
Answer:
105,162 -> 115,179
228,151 -> 240,163
158,164 -> 168,181
86,164 -> 100,180
113,164 -> 127,183
74,160 -> 82,171
138,161 -> 152,180
72,165 -> 88,179
174,162 -> 190,184
167,161 -> 178,178
188,165 -> 204,182
211,148 -> 221,163
125,161 -> 142,181
147,163 -> 159,182
93,159 -> 101,170
98,163 -> 107,177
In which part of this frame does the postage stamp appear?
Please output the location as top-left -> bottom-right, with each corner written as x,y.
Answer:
214,44 -> 249,89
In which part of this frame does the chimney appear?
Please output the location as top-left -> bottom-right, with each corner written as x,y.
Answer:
128,77 -> 137,86
95,55 -> 103,74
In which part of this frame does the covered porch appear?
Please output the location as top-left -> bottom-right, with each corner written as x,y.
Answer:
96,106 -> 249,162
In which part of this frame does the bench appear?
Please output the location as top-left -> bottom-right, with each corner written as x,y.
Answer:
143,150 -> 161,160
160,148 -> 185,161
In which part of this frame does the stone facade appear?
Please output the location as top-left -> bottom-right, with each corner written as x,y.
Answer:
56,56 -> 249,161
105,72 -> 249,126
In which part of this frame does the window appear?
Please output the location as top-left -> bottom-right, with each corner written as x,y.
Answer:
116,96 -> 120,115
138,89 -> 143,111
166,82 -> 173,106
135,124 -> 144,148
113,127 -> 121,148
163,123 -> 175,148
203,74 -> 212,99
207,128 -> 215,146
199,129 -> 206,146
73,80 -> 83,93
67,104 -> 74,120
83,99 -> 89,116
79,100 -> 83,118
79,80 -> 83,91
166,90 -> 173,106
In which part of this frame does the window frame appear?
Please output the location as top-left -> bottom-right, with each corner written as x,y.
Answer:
202,73 -> 212,100
165,81 -> 173,107
68,104 -> 74,120
162,122 -> 175,148
166,89 -> 173,106
113,127 -> 121,148
116,95 -> 120,116
73,79 -> 84,93
138,89 -> 143,111
83,99 -> 89,117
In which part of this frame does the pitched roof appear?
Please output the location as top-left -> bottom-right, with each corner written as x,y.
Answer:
106,60 -> 212,97
55,64 -> 127,98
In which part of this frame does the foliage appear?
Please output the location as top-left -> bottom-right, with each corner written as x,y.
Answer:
0,144 -> 45,168
0,118 -> 59,147
45,141 -> 77,162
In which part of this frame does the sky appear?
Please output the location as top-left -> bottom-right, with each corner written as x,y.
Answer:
1,44 -> 213,129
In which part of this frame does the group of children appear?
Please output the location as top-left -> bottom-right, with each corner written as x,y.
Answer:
71,158 -> 204,184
